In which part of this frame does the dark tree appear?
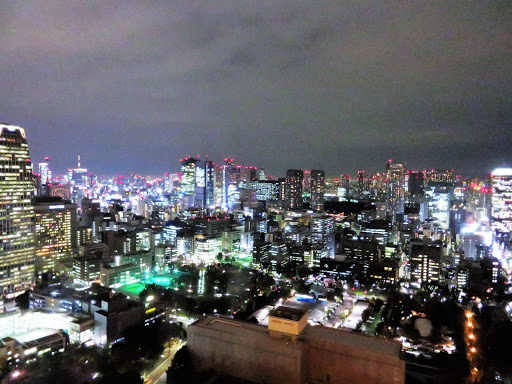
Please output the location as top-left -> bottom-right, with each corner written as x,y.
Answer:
15,289 -> 30,310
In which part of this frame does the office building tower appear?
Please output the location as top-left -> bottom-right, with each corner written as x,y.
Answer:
357,170 -> 366,197
39,157 -> 51,185
385,160 -> 406,219
407,171 -> 424,200
194,158 -> 206,209
251,180 -> 281,202
205,161 -> 215,209
69,155 -> 89,188
284,170 -> 303,210
222,158 -> 240,211
426,169 -> 454,184
180,157 -> 197,198
0,124 -> 36,297
302,171 -> 311,202
310,215 -> 334,243
80,198 -> 101,227
258,167 -> 267,181
424,184 -> 453,230
34,198 -> 78,275
310,170 -> 325,212
409,239 -> 443,283
242,166 -> 258,189
491,168 -> 512,235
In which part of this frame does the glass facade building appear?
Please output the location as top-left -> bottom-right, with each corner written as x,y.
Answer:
0,124 -> 35,297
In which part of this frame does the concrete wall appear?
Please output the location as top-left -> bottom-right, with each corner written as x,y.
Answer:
305,327 -> 405,384
188,317 -> 405,384
188,318 -> 307,384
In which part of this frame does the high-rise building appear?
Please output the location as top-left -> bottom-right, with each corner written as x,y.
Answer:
284,170 -> 303,210
407,171 -> 424,201
251,180 -> 281,202
222,158 -> 240,211
194,158 -> 206,209
409,239 -> 443,283
34,198 -> 78,275
491,168 -> 512,236
243,166 -> 258,189
38,157 -> 51,185
302,171 -> 311,202
310,170 -> 325,212
357,170 -> 366,198
0,124 -> 36,297
426,169 -> 454,184
385,160 -> 406,219
205,160 -> 215,209
69,155 -> 89,188
180,157 -> 197,198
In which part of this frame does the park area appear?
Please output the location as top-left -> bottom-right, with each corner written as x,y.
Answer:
117,273 -> 182,299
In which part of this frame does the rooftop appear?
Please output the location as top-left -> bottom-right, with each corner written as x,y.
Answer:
12,329 -> 60,344
269,306 -> 307,321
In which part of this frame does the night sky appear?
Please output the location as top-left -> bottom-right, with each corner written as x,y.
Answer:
1,1 -> 511,176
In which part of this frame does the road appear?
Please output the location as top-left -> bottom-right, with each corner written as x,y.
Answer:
144,343 -> 184,384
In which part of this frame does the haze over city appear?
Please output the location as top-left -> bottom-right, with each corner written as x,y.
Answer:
1,2 -> 512,384
1,1 -> 511,175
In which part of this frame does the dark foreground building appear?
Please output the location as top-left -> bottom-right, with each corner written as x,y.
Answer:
188,309 -> 405,384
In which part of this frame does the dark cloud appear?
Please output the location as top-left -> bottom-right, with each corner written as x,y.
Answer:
0,0 -> 511,176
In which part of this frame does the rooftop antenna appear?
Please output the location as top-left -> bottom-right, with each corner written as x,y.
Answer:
78,155 -> 81,168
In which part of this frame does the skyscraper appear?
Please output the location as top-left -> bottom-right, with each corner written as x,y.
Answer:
34,198 -> 78,275
310,169 -> 325,212
180,156 -> 197,208
385,160 -> 406,219
39,157 -> 51,184
284,170 -> 303,210
205,160 -> 215,209
180,157 -> 197,197
194,158 -> 206,209
491,168 -> 512,236
222,158 -> 240,211
0,124 -> 36,297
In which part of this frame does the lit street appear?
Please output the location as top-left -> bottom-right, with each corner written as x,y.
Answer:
144,343 -> 184,384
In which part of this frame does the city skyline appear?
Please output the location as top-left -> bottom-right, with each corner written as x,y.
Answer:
1,1 -> 511,176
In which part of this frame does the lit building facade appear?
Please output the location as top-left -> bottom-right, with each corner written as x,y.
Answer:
0,124 -> 36,297
222,158 -> 240,211
284,169 -> 303,210
385,160 -> 406,219
409,240 -> 443,283
491,168 -> 512,235
38,158 -> 51,185
251,180 -> 281,201
180,157 -> 197,206
310,169 -> 325,212
34,200 -> 78,275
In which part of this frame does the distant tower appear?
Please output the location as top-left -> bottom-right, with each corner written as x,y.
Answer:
310,170 -> 325,212
407,171 -> 425,202
285,170 -> 304,210
39,157 -> 51,184
0,124 -> 36,297
385,160 -> 406,219
205,161 -> 215,209
491,168 -> 512,236
222,158 -> 240,210
180,156 -> 197,196
357,170 -> 366,198
303,171 -> 312,201
194,158 -> 206,209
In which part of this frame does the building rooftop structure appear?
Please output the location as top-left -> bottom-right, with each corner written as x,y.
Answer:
268,306 -> 306,322
188,315 -> 405,384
